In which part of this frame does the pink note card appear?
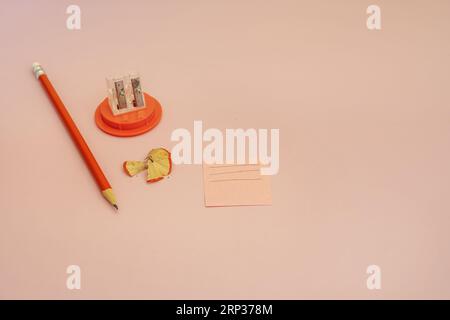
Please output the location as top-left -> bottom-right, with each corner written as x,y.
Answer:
203,164 -> 272,207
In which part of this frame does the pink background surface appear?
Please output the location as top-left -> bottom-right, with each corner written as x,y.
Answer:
1,0 -> 450,299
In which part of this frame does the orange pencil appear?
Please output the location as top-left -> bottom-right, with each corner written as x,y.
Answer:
32,63 -> 118,210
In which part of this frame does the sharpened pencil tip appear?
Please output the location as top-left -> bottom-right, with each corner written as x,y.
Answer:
113,204 -> 118,210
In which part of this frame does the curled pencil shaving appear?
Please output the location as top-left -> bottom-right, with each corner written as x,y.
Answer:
123,148 -> 172,183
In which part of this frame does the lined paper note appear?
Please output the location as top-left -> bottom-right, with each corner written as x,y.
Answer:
203,164 -> 272,207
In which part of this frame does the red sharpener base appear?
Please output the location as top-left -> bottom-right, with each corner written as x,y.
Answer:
95,93 -> 162,137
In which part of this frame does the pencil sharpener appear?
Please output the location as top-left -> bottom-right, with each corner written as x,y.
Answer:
95,73 -> 162,137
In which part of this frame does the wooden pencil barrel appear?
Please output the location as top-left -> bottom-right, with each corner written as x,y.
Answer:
39,74 -> 111,191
